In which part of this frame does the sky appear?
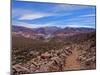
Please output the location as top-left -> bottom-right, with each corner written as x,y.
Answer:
12,0 -> 96,28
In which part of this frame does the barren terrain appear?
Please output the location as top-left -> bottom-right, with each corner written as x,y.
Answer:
12,26 -> 96,75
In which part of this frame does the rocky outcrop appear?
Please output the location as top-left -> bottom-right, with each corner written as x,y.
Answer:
12,47 -> 73,74
77,40 -> 96,69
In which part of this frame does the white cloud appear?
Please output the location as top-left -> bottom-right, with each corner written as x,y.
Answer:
17,24 -> 49,28
79,14 -> 95,17
12,8 -> 56,20
65,24 -> 95,28
18,13 -> 54,20
12,21 -> 55,28
53,4 -> 89,13
12,8 -> 33,18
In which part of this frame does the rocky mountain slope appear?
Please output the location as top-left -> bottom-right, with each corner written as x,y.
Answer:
12,29 -> 96,75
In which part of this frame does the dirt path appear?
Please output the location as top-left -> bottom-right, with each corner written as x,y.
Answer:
63,48 -> 81,70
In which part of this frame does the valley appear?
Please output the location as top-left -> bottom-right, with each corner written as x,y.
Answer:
11,26 -> 96,75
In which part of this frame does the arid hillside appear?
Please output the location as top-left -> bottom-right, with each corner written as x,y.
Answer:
12,26 -> 96,75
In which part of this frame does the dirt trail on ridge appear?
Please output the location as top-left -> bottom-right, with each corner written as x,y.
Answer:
63,48 -> 82,70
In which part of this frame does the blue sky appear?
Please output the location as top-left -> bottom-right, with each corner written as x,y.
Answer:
12,0 -> 96,28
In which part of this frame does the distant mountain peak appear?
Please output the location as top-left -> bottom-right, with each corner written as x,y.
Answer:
12,25 -> 95,39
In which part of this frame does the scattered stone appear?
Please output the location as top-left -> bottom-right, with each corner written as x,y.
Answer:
12,64 -> 30,74
41,52 -> 51,59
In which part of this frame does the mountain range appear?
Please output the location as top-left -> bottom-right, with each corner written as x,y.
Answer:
12,25 -> 95,39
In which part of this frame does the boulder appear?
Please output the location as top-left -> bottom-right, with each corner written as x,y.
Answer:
12,64 -> 30,73
41,52 -> 51,59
